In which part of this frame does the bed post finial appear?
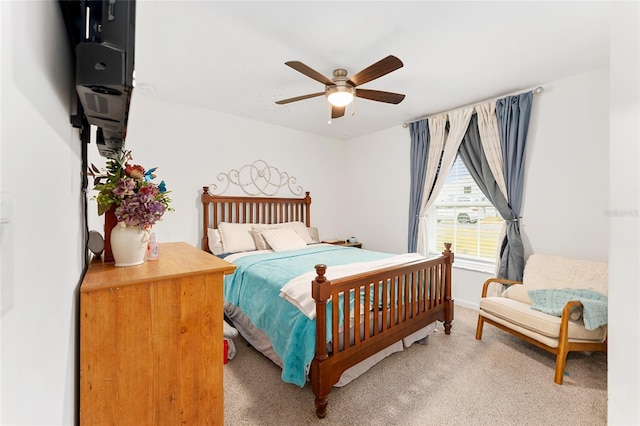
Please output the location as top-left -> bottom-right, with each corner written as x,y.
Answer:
314,264 -> 326,282
443,242 -> 452,254
201,186 -> 211,251
304,191 -> 311,227
443,242 -> 453,264
312,264 -> 330,304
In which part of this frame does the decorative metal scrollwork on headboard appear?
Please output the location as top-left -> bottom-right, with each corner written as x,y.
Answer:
208,159 -> 304,196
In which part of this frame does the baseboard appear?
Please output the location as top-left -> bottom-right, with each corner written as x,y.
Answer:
454,299 -> 479,312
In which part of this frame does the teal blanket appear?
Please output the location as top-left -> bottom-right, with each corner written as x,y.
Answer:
224,245 -> 394,386
527,288 -> 608,330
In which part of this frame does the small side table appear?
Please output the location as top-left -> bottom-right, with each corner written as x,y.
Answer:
322,240 -> 362,249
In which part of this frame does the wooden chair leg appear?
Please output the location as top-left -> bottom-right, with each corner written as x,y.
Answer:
554,350 -> 568,385
475,315 -> 484,340
555,308 -> 572,384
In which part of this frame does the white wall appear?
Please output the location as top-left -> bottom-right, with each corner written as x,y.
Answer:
521,67 -> 609,262
1,2 -> 84,424
342,125 -> 411,254
608,2 -> 640,424
87,95 -> 348,248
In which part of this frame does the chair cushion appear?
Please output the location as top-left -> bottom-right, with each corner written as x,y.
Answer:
502,284 -> 531,304
479,296 -> 606,342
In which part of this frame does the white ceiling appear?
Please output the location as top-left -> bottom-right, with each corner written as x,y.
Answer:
133,1 -> 609,140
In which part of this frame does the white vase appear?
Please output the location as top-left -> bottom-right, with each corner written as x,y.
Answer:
110,222 -> 150,267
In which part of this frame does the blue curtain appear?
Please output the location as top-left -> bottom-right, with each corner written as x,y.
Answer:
408,119 -> 429,252
458,115 -> 521,280
495,92 -> 533,280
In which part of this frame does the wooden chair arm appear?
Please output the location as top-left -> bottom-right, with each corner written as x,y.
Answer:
558,300 -> 585,345
561,300 -> 584,322
480,278 -> 523,298
562,300 -> 584,313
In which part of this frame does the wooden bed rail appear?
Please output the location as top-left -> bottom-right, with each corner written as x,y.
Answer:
311,243 -> 454,418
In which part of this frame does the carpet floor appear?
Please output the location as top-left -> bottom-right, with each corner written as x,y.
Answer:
223,305 -> 607,425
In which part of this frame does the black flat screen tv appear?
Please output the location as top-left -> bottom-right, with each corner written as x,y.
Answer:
61,0 -> 136,157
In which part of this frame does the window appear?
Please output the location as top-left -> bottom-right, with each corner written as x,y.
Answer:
426,155 -> 501,272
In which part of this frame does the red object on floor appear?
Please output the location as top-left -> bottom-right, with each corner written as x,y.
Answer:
223,340 -> 228,364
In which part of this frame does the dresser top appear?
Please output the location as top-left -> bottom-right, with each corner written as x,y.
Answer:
82,242 -> 236,292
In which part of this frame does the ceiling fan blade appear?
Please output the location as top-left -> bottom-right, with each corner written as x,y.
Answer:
348,55 -> 404,87
331,105 -> 345,119
275,92 -> 325,105
285,61 -> 335,86
355,89 -> 405,104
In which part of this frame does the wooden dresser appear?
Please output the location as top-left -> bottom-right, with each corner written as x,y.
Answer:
80,242 -> 235,425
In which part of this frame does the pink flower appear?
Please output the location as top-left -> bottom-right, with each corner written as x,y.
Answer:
139,185 -> 159,197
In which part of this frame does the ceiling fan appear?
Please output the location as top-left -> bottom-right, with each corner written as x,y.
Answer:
275,55 -> 405,119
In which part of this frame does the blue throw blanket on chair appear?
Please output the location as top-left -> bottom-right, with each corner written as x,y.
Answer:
527,288 -> 608,330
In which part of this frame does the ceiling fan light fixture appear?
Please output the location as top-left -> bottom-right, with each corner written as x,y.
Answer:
275,57 -> 405,114
326,84 -> 354,107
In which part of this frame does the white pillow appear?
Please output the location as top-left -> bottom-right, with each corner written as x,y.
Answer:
207,228 -> 224,255
308,226 -> 320,243
502,284 -> 531,304
288,221 -> 314,244
261,228 -> 307,252
250,229 -> 271,251
253,221 -> 313,244
218,222 -> 257,253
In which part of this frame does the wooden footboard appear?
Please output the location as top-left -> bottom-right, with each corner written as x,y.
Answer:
310,243 -> 454,418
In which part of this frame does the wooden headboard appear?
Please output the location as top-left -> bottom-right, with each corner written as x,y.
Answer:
201,186 -> 312,251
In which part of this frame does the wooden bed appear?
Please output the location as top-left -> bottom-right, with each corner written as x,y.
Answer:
201,187 -> 454,418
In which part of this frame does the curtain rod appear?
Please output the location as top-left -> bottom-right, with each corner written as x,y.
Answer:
402,86 -> 544,128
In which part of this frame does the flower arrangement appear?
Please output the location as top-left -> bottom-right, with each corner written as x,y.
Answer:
89,150 -> 172,230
